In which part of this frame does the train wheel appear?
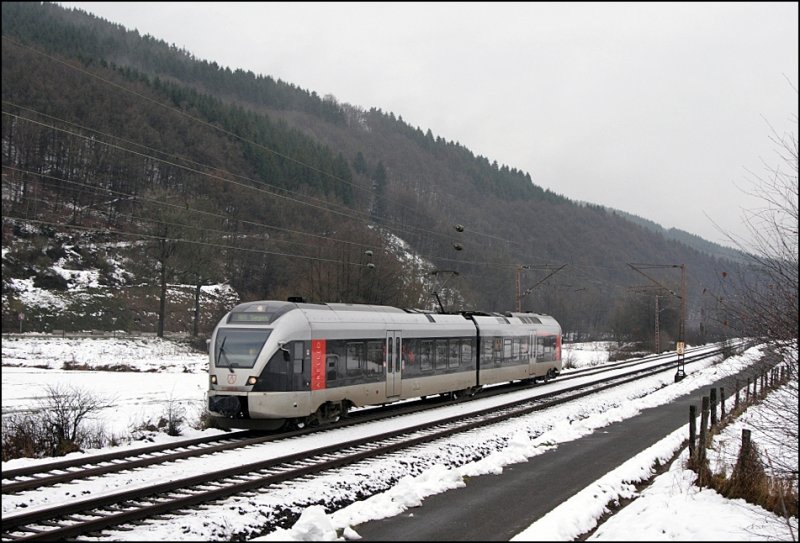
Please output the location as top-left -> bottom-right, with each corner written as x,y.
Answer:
323,401 -> 348,423
450,388 -> 473,400
301,402 -> 347,427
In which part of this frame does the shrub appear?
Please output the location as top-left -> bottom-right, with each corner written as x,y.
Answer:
1,384 -> 112,460
33,269 -> 69,290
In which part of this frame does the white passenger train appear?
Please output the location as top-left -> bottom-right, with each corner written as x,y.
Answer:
207,300 -> 562,430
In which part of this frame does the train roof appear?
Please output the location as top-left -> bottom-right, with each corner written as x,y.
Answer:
226,300 -> 560,328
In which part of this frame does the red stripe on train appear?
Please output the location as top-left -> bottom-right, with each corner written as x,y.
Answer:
311,339 -> 326,390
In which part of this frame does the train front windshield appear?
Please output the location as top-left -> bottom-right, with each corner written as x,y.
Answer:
214,329 -> 271,369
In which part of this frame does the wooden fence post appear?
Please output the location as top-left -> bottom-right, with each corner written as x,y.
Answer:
719,387 -> 725,420
741,428 -> 751,460
735,379 -> 739,408
699,396 -> 709,462
710,387 -> 718,427
689,404 -> 697,460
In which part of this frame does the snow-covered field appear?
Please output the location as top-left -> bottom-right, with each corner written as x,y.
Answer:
1,336 -> 796,541
2,334 -> 209,438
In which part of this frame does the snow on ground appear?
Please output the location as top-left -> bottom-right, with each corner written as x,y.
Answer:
1,334 -> 209,439
1,336 -> 797,541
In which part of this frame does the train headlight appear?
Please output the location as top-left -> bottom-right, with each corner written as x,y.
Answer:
247,376 -> 258,385
210,375 -> 217,385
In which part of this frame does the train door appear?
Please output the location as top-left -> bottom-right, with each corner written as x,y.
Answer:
386,330 -> 402,397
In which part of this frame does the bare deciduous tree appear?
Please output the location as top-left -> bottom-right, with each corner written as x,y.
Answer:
717,101 -> 798,521
40,384 -> 113,455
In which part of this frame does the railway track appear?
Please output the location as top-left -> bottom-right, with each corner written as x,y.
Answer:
1,342 -> 717,494
1,341 -> 747,541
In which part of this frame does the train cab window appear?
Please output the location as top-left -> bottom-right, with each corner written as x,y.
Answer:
214,329 -> 271,369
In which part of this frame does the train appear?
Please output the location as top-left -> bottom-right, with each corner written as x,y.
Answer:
207,299 -> 562,430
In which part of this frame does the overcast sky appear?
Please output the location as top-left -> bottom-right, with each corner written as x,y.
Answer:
58,2 -> 798,247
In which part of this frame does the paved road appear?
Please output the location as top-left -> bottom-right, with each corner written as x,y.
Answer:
353,363 -> 768,541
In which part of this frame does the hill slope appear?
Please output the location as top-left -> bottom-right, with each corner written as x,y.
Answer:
1,2 -> 748,342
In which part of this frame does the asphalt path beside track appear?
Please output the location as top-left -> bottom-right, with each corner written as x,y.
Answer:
353,365 -> 767,541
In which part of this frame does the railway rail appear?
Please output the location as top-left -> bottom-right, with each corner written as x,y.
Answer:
1,341 -> 746,541
2,343 -> 715,494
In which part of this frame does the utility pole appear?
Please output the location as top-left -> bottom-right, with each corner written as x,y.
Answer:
516,266 -> 525,312
654,295 -> 660,353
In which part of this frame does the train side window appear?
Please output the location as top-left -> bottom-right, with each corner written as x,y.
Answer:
521,336 -> 530,357
293,341 -> 305,374
448,339 -> 460,368
403,338 -> 418,368
326,354 -> 339,381
482,339 -> 493,365
513,338 -> 521,361
420,340 -> 433,371
493,337 -> 503,365
346,342 -> 365,376
536,336 -> 556,362
435,339 -> 448,370
503,338 -> 513,362
367,341 -> 383,374
461,340 -> 473,366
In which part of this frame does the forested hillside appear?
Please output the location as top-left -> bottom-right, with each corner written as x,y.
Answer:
1,2 -> 749,344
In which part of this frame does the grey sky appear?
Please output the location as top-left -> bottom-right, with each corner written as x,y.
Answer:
58,2 -> 798,247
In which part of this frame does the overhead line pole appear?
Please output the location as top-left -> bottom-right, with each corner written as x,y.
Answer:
628,263 -> 687,381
